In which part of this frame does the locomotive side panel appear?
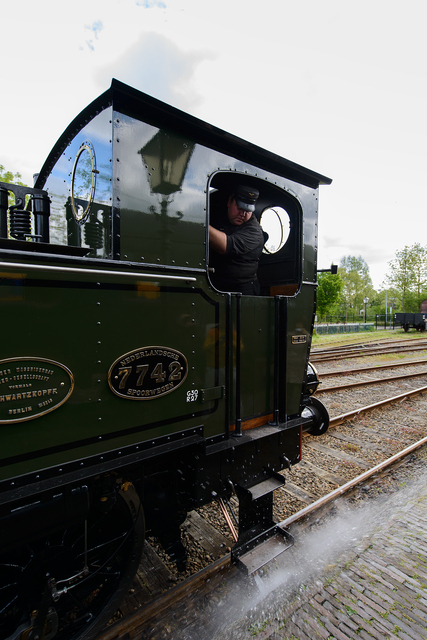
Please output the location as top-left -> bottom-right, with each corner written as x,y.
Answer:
0,270 -> 229,482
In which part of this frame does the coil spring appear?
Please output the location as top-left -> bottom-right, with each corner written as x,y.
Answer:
84,219 -> 103,250
9,199 -> 31,240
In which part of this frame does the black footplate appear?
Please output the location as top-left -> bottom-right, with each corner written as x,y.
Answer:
231,524 -> 294,574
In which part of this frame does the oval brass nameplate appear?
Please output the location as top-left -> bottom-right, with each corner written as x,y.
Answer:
0,357 -> 74,424
108,347 -> 188,400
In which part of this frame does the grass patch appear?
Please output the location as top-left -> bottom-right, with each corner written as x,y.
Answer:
344,443 -> 360,453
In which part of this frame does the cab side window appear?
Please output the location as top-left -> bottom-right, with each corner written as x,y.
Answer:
208,173 -> 301,297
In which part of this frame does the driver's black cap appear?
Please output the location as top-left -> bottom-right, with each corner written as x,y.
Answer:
233,185 -> 259,212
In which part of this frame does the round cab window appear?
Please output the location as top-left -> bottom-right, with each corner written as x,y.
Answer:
260,206 -> 290,254
71,141 -> 96,222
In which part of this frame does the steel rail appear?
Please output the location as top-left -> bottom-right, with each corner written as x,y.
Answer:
328,384 -> 427,427
100,556 -> 234,640
312,338 -> 427,352
281,434 -> 427,529
318,370 -> 427,393
319,357 -> 427,378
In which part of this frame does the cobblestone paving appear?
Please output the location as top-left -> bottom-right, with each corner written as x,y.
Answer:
209,466 -> 427,640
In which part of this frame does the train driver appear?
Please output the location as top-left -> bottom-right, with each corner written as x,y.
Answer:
208,185 -> 265,295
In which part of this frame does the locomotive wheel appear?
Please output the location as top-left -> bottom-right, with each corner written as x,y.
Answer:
0,482 -> 144,640
304,396 -> 329,436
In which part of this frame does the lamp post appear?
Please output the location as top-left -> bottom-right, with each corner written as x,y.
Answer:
363,297 -> 369,323
390,298 -> 396,328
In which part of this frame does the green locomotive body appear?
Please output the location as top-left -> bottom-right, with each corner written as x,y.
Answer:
0,80 -> 331,640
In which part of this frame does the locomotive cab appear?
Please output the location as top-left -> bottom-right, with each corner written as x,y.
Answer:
0,79 -> 331,639
205,169 -> 326,433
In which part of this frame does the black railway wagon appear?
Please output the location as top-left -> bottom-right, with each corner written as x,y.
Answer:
394,312 -> 427,332
0,79 -> 331,640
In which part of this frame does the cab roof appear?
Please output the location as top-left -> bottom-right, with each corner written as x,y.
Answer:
37,78 -> 332,190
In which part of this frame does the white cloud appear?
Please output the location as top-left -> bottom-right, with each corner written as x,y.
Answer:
95,32 -> 213,110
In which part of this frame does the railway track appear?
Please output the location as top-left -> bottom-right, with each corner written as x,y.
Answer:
319,357 -> 427,378
96,337 -> 427,639
311,337 -> 427,362
318,369 -> 427,393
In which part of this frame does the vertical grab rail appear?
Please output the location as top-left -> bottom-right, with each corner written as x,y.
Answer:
225,293 -> 231,438
234,293 -> 242,436
272,295 -> 287,425
272,295 -> 281,425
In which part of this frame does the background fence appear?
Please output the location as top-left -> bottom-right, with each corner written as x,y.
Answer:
314,315 -> 397,334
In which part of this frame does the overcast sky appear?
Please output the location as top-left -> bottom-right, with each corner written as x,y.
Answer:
2,0 -> 426,289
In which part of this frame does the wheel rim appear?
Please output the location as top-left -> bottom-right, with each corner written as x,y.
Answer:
0,484 -> 144,640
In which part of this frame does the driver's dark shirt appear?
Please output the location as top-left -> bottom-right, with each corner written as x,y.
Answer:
209,210 -> 264,293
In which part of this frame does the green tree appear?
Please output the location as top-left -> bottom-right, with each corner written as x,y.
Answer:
316,272 -> 344,318
410,243 -> 427,308
0,165 -> 29,238
0,165 -> 27,209
384,244 -> 427,312
339,255 -> 374,319
0,165 -> 26,186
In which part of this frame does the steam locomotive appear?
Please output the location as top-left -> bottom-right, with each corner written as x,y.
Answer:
0,79 -> 331,640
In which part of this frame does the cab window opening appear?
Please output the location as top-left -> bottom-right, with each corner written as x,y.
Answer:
207,173 -> 301,297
